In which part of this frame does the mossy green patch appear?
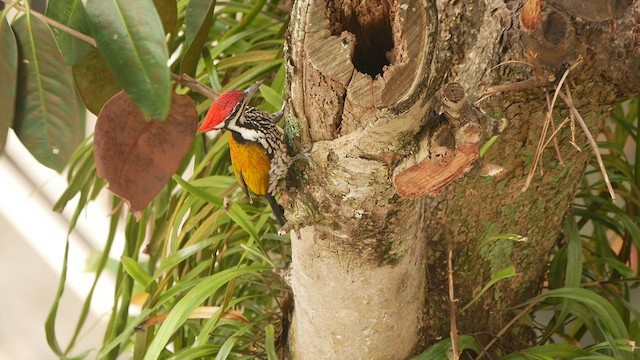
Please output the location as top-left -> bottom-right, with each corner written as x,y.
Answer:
521,149 -> 534,167
478,221 -> 515,275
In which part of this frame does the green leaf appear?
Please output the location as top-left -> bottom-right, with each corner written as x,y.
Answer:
265,324 -> 278,360
533,287 -> 629,339
143,266 -> 268,360
501,343 -> 590,360
410,335 -> 482,359
72,47 -> 121,115
480,135 -> 498,156
121,256 -> 152,287
459,266 -> 517,314
0,17 -> 17,154
564,214 -> 582,287
86,0 -> 171,120
181,0 -> 216,76
259,83 -> 283,111
152,0 -> 177,36
476,233 -> 527,253
150,238 -> 218,282
173,175 -> 260,242
45,237 -> 71,358
214,323 -> 252,360
217,50 -> 278,70
12,14 -> 84,172
46,0 -> 92,65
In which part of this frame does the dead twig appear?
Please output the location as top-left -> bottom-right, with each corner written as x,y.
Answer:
484,49 -> 550,97
171,73 -> 219,99
443,213 -> 460,360
522,56 -> 583,193
489,60 -> 535,72
558,85 -> 616,202
484,77 -> 543,96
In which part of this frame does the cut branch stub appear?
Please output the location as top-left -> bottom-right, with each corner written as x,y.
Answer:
551,0 -> 634,22
394,142 -> 480,198
289,0 -> 433,143
392,82 -> 501,198
520,3 -> 578,70
94,91 -> 198,218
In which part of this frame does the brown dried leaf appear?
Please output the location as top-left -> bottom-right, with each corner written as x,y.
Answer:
393,144 -> 479,198
94,91 -> 198,217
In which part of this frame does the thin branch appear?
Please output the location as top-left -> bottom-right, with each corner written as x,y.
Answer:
3,0 -> 220,101
476,302 -> 537,360
558,86 -> 616,202
484,77 -> 542,96
2,0 -> 97,47
171,73 -> 219,99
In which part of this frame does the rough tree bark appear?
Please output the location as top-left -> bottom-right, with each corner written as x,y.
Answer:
282,0 -> 640,358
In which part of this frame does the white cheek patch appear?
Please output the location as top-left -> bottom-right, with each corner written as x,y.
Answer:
227,121 -> 261,142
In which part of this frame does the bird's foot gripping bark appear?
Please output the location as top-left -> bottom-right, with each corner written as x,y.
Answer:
392,82 -> 503,198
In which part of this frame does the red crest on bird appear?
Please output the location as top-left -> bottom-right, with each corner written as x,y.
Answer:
198,80 -> 264,132
198,90 -> 244,132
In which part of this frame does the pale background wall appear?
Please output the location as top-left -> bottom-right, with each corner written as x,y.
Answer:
0,130 -> 123,360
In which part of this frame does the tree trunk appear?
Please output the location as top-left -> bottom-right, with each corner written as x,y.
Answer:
283,0 -> 640,358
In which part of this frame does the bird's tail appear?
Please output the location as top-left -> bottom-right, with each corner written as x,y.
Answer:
267,194 -> 286,226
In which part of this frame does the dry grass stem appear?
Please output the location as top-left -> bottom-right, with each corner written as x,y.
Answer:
569,110 -> 582,152
546,92 -> 565,167
522,56 -> 583,193
489,60 -> 535,72
558,85 -> 616,202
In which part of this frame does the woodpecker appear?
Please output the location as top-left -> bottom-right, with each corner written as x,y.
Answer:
198,80 -> 291,225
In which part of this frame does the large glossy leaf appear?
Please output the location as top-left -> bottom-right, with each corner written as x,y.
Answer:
72,47 -> 121,114
86,0 -> 171,120
0,17 -> 17,154
46,0 -> 92,65
152,0 -> 178,36
12,14 -> 84,172
94,90 -> 198,218
180,0 -> 216,76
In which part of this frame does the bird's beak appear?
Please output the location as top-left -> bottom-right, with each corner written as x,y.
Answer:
243,79 -> 265,100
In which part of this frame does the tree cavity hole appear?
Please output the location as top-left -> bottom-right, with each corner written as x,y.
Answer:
329,1 -> 395,77
543,12 -> 568,46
